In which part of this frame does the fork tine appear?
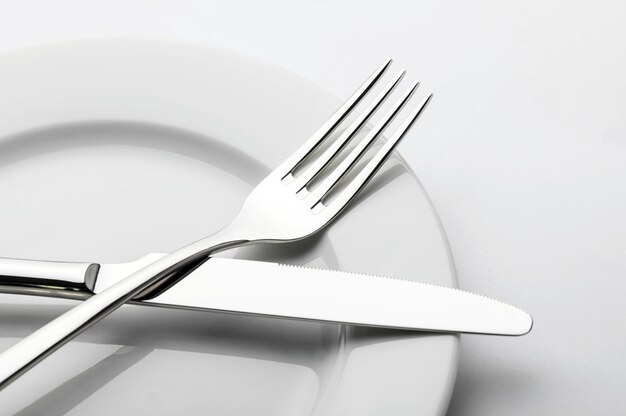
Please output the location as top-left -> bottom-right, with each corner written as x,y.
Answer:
314,93 -> 433,215
305,81 -> 420,203
291,70 -> 406,190
278,59 -> 392,180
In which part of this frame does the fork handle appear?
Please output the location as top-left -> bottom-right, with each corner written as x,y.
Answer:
0,227 -> 250,389
0,257 -> 99,294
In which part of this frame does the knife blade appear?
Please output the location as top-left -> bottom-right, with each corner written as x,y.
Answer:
0,256 -> 532,336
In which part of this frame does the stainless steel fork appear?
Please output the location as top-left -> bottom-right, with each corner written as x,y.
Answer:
0,59 -> 432,389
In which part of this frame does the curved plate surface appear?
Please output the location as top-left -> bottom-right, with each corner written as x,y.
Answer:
0,40 -> 458,415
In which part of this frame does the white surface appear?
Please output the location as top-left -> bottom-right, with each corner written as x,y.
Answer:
0,1 -> 624,414
0,41 -> 456,415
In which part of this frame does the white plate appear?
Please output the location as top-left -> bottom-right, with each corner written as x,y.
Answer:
0,40 -> 458,415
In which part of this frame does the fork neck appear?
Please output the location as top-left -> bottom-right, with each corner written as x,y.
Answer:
181,221 -> 258,259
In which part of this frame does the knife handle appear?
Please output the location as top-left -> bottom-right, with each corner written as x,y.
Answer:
0,257 -> 99,293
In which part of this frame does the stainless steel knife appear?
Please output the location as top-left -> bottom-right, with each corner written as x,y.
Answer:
0,256 -> 532,336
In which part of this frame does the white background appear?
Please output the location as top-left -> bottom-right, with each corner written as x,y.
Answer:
0,1 -> 624,414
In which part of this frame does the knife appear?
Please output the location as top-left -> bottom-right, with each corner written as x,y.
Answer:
0,256 -> 532,336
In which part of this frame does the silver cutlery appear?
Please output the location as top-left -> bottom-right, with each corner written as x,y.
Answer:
0,60 -> 432,389
0,256 -> 533,336
0,254 -> 166,299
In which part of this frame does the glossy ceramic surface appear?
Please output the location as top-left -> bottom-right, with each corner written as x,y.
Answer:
0,40 -> 458,415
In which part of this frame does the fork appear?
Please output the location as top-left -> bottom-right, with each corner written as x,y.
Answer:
0,59 -> 432,389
